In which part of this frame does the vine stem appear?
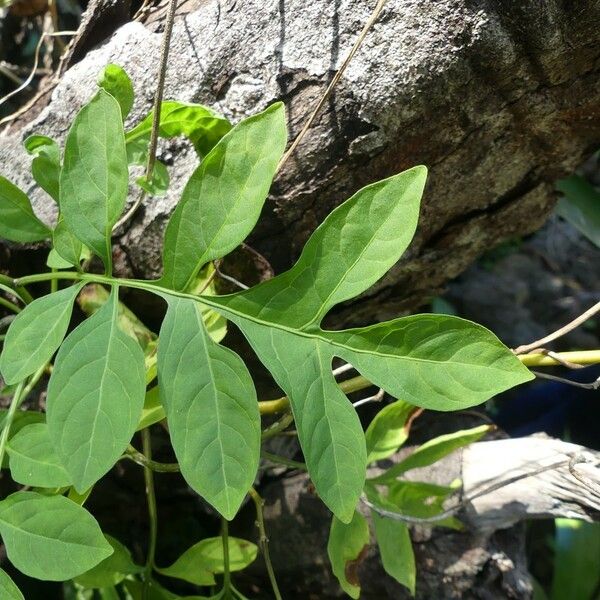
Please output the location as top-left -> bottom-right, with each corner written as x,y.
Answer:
142,428 -> 158,599
221,517 -> 232,598
0,296 -> 20,314
248,488 -> 282,600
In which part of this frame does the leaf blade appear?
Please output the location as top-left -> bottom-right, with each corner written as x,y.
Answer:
0,567 -> 24,600
47,288 -> 146,491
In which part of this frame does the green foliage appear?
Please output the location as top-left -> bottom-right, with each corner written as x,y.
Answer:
0,175 -> 50,242
0,64 -> 535,598
556,174 -> 600,248
327,512 -> 370,599
0,568 -> 24,600
0,492 -> 112,581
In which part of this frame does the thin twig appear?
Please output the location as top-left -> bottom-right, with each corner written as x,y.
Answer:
0,31 -> 77,110
248,488 -> 282,600
125,445 -> 180,472
332,362 -> 355,378
568,453 -> 600,494
214,263 -> 250,290
353,388 -> 384,408
142,429 -> 158,599
277,0 -> 387,172
261,450 -> 306,471
514,300 -> 600,354
532,370 -> 600,390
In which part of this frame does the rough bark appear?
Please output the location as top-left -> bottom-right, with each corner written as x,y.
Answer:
1,0 -> 600,323
235,435 -> 599,599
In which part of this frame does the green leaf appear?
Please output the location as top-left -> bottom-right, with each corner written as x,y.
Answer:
74,535 -> 142,588
159,102 -> 286,291
156,536 -> 257,586
158,298 -> 260,519
47,288 -> 146,492
24,135 -> 61,203
0,567 -> 24,600
7,423 -> 72,487
0,284 -> 83,384
125,100 -> 231,156
556,175 -> 600,248
97,64 -> 134,120
202,165 -> 530,522
53,216 -> 84,268
551,520 -> 600,600
0,175 -> 50,242
365,400 -> 415,463
60,89 -> 128,271
327,512 -> 370,599
372,512 -> 416,595
372,424 -> 491,483
125,139 -> 170,197
136,387 -> 165,431
0,491 -> 112,581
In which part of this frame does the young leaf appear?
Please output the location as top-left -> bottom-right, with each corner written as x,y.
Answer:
126,140 -> 170,197
159,102 -> 287,291
158,297 -> 260,519
156,536 -> 257,586
371,424 -> 491,483
0,491 -> 112,581
327,512 -> 370,599
97,64 -> 134,120
23,135 -> 60,203
74,535 -> 142,588
0,175 -> 50,242
201,165 -> 530,522
126,100 -> 231,156
0,284 -> 83,384
136,387 -> 165,431
0,568 -> 24,600
7,423 -> 72,488
365,400 -> 415,463
60,89 -> 128,271
556,175 -> 600,248
372,512 -> 416,595
53,216 -> 84,268
47,288 -> 146,492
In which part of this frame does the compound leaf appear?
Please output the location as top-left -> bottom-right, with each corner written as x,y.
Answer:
0,175 -> 50,242
327,512 -> 370,599
158,298 -> 260,519
0,491 -> 112,581
47,288 -> 146,492
0,568 -> 24,600
7,423 -> 72,488
159,102 -> 286,291
60,89 -> 128,272
0,284 -> 83,385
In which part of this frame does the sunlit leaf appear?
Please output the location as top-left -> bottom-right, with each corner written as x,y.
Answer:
97,64 -> 134,120
23,135 -> 60,203
365,400 -> 415,463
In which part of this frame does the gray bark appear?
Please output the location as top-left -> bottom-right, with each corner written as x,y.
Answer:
1,0 -> 600,322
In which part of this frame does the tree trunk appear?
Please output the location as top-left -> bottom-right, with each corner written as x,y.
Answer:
1,0 -> 600,322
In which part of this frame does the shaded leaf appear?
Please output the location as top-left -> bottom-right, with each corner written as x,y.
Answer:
53,216 -> 84,268
0,175 -> 50,242
327,512 -> 370,599
24,135 -> 60,203
158,298 -> 260,519
60,89 -> 128,271
47,288 -> 146,492
97,64 -> 134,120
0,284 -> 83,384
372,424 -> 491,483
156,536 -> 257,586
74,535 -> 141,589
0,567 -> 24,600
365,400 -> 415,463
0,491 -> 112,581
556,175 -> 600,248
136,387 -> 164,431
372,512 -> 416,595
7,423 -> 72,487
159,102 -> 286,291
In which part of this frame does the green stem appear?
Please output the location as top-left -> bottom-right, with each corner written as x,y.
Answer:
248,488 -> 282,600
124,445 -> 180,472
0,380 -> 25,467
261,451 -> 306,471
0,296 -> 20,314
50,269 -> 58,294
142,429 -> 158,599
221,517 -> 232,598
